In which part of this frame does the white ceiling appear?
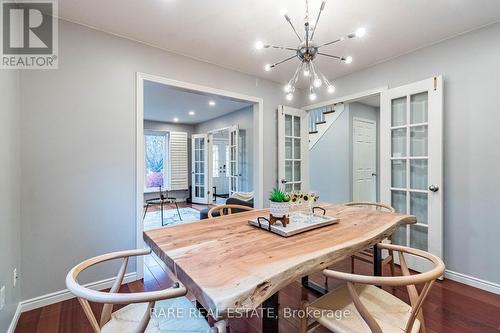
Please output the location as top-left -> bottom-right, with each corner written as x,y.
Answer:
60,0 -> 500,87
143,80 -> 252,124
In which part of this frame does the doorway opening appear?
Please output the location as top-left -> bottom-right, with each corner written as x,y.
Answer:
136,73 -> 264,279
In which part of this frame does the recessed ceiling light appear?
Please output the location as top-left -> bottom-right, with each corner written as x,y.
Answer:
173,117 -> 179,122
188,110 -> 195,116
209,100 -> 216,106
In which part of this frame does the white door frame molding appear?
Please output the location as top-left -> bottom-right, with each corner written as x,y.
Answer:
136,72 -> 264,279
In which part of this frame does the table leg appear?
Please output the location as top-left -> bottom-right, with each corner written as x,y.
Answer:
373,244 -> 382,276
161,201 -> 164,226
262,292 -> 279,333
301,276 -> 328,296
196,300 -> 208,320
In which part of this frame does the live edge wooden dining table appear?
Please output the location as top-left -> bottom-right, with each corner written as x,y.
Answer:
143,203 -> 416,333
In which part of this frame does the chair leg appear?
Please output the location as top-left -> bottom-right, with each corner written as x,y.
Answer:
175,201 -> 182,221
143,203 -> 150,220
351,255 -> 355,274
161,201 -> 164,226
389,250 -> 396,277
299,300 -> 309,333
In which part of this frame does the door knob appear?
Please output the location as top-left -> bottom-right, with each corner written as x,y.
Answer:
371,172 -> 377,176
428,185 -> 439,192
281,179 -> 287,184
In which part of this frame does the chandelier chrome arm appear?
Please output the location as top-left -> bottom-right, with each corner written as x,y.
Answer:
318,52 -> 345,61
263,44 -> 298,51
284,14 -> 302,42
310,1 -> 326,41
318,38 -> 343,48
268,55 -> 297,70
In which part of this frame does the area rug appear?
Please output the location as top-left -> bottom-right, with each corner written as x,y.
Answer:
144,207 -> 202,231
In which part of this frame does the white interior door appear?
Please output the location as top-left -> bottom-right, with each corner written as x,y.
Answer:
352,117 -> 377,202
278,105 -> 309,192
381,76 -> 443,272
192,134 -> 209,204
229,125 -> 239,195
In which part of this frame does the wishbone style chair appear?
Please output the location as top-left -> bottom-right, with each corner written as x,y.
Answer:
300,243 -> 445,333
207,204 -> 254,218
66,248 -> 224,333
343,202 -> 397,275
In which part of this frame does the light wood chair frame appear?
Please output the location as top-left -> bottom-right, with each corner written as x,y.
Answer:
66,248 -> 219,333
301,243 -> 445,333
207,204 -> 254,218
343,202 -> 397,275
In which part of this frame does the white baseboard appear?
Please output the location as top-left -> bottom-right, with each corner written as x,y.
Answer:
7,302 -> 22,333
19,272 -> 138,313
445,269 -> 500,295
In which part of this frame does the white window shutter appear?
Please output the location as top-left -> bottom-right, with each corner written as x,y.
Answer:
168,132 -> 188,190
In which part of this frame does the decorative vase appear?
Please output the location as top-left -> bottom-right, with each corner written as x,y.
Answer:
269,201 -> 290,218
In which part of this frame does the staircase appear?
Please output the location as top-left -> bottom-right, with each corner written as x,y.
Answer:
308,103 -> 346,150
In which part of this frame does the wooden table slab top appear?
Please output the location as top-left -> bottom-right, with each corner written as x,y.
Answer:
143,203 -> 416,318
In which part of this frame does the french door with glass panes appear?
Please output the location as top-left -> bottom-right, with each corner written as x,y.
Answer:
278,106 -> 309,192
380,76 -> 443,272
229,125 -> 239,195
191,134 -> 209,204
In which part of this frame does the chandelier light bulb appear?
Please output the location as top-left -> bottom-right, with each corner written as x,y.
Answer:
344,56 -> 353,64
279,8 -> 288,17
327,85 -> 336,94
313,78 -> 322,88
355,27 -> 366,38
303,68 -> 310,77
255,41 -> 264,50
286,93 -> 293,101
264,64 -> 272,71
284,84 -> 292,92
309,92 -> 317,101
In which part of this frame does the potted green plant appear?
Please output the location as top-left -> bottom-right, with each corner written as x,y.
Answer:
269,188 -> 290,217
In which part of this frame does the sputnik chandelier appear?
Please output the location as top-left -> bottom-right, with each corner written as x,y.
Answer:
255,0 -> 366,101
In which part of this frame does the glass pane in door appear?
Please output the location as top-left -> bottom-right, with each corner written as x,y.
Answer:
391,190 -> 407,213
410,92 -> 428,124
391,160 -> 406,188
391,128 -> 407,157
392,226 -> 407,246
391,97 -> 407,126
410,192 -> 428,225
410,126 -> 428,156
285,115 -> 292,136
410,159 -> 428,190
410,224 -> 428,250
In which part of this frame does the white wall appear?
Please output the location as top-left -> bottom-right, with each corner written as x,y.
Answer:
0,71 -> 21,331
311,22 -> 500,284
19,19 -> 303,300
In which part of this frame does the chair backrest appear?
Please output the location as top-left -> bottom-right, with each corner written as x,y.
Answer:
343,201 -> 396,213
65,249 -> 187,333
207,204 -> 254,218
323,243 -> 445,333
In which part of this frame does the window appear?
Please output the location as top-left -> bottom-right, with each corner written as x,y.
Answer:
145,132 -> 168,191
213,145 -> 219,178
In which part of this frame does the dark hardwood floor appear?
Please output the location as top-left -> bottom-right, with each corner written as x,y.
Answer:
15,205 -> 500,332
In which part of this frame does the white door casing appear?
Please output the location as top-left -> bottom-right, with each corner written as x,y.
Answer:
380,76 -> 443,272
229,125 -> 239,195
352,117 -> 377,202
191,134 -> 209,204
278,105 -> 309,192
